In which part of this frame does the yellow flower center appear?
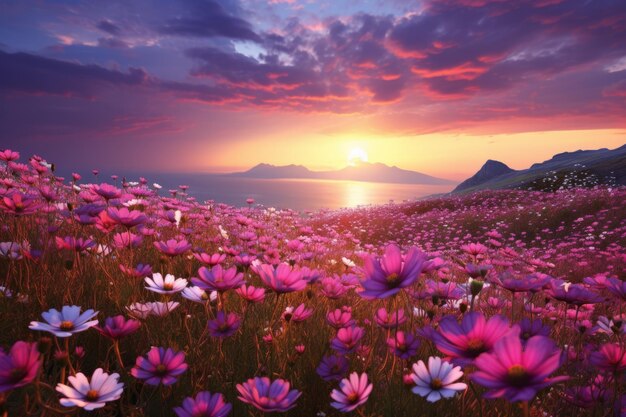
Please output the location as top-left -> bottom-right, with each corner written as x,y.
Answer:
59,321 -> 74,331
85,389 -> 99,401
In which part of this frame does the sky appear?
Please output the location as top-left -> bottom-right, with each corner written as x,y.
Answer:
0,0 -> 625,180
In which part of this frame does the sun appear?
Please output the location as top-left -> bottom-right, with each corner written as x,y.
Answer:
348,147 -> 368,166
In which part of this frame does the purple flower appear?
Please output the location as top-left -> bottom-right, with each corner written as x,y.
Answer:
236,377 -> 301,412
548,282 -> 604,305
193,265 -> 244,293
331,326 -> 365,354
193,252 -> 226,266
432,312 -> 518,366
411,356 -> 467,402
387,331 -> 421,360
174,391 -> 232,417
131,347 -> 188,386
29,306 -> 99,338
498,272 -> 551,293
330,372 -> 373,412
95,315 -> 141,340
317,354 -> 349,381
154,239 -> 192,257
605,277 -> 626,301
207,312 -> 241,338
472,335 -> 568,402
56,368 -> 124,410
359,244 -> 427,299
0,341 -> 41,393
255,263 -> 307,294
519,318 -> 550,343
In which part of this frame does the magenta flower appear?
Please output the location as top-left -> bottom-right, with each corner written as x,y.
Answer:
255,263 -> 307,294
330,372 -> 373,412
472,335 -> 568,402
283,304 -> 313,323
374,308 -> 407,329
359,244 -> 427,299
95,315 -> 141,340
319,277 -> 349,299
387,331 -> 421,359
193,252 -> 226,266
432,312 -> 518,366
236,377 -> 301,412
0,341 -> 41,393
92,183 -> 122,201
174,391 -> 232,417
235,284 -> 265,303
548,282 -> 604,305
1,192 -> 41,216
106,207 -> 147,228
131,347 -> 188,386
207,312 -> 241,338
0,149 -> 20,162
317,354 -> 349,381
193,265 -> 244,293
326,308 -> 355,329
589,343 -> 626,372
154,239 -> 192,257
605,277 -> 626,301
331,326 -> 365,354
498,272 -> 551,293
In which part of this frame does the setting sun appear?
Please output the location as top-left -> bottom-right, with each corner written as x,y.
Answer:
348,147 -> 369,166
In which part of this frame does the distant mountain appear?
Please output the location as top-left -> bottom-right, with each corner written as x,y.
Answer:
228,162 -> 455,185
453,160 -> 516,192
453,144 -> 626,194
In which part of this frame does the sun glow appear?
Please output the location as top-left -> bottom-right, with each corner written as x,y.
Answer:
348,147 -> 368,166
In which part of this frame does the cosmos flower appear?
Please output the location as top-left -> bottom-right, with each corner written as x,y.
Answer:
106,207 -> 147,228
432,312 -> 518,366
411,357 -> 467,402
193,265 -> 244,293
330,326 -> 365,354
193,252 -> 226,266
255,263 -> 307,294
29,306 -> 99,338
605,278 -> 626,301
326,308 -> 355,329
237,377 -> 301,413
374,308 -> 407,329
0,341 -> 41,393
472,335 -> 568,402
235,284 -> 265,303
131,347 -> 188,386
145,273 -> 188,294
359,244 -> 427,299
182,286 -> 217,304
589,343 -> 626,372
330,372 -> 373,412
56,368 -> 124,410
174,391 -> 232,417
548,282 -> 604,305
387,331 -> 421,359
95,316 -> 141,340
283,304 -> 313,323
153,239 -> 192,257
126,302 -> 179,319
207,312 -> 241,338
317,354 -> 350,381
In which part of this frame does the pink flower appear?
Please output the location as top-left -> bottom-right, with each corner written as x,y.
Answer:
330,372 -> 373,412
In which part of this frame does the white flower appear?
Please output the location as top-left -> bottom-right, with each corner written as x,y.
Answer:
411,357 -> 467,402
56,368 -> 123,411
153,183 -> 162,189
144,273 -> 187,294
174,210 -> 182,227
149,301 -> 180,317
341,257 -> 355,268
123,198 -> 146,207
181,286 -> 217,303
29,306 -> 99,338
219,225 -> 229,239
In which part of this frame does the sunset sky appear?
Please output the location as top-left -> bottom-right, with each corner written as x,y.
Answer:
1,0 -> 625,180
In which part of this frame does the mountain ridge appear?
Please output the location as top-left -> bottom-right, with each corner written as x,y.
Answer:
227,161 -> 455,185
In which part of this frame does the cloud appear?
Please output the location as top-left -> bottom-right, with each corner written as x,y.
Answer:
158,0 -> 261,42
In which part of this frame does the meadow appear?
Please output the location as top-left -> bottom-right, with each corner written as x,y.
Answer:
0,149 -> 624,417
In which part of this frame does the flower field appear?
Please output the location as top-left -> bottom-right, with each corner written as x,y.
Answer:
0,149 -> 625,416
